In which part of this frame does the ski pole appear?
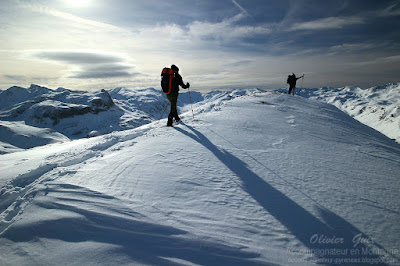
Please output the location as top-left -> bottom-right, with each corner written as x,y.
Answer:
301,74 -> 305,88
188,87 -> 195,121
159,101 -> 169,120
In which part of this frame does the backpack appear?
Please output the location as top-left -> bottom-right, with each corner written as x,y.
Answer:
161,67 -> 174,94
287,75 -> 290,84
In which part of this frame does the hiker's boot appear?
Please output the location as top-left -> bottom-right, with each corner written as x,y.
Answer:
167,116 -> 173,127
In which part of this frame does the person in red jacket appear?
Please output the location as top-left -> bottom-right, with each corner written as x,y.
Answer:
167,65 -> 190,126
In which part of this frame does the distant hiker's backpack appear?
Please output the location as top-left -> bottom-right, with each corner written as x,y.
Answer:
161,68 -> 174,94
287,75 -> 290,84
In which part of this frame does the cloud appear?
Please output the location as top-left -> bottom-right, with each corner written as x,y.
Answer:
19,3 -> 125,32
378,3 -> 400,17
328,42 -> 380,54
29,50 -> 139,79
289,16 -> 364,31
137,24 -> 186,43
223,60 -> 253,68
232,0 -> 254,20
134,12 -> 271,54
3,74 -> 27,81
186,13 -> 270,45
69,64 -> 137,79
349,54 -> 400,67
32,50 -> 126,65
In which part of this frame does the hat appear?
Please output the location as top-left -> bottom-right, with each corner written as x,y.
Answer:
171,65 -> 179,72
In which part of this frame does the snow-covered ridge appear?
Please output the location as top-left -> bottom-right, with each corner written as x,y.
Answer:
0,84 -> 166,153
0,120 -> 69,153
1,90 -> 399,265
0,84 -> 253,154
0,82 -> 398,155
277,82 -> 399,143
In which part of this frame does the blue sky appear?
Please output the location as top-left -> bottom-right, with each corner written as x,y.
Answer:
1,0 -> 399,91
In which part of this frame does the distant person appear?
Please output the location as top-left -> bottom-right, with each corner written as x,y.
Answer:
287,73 -> 304,95
166,65 -> 190,126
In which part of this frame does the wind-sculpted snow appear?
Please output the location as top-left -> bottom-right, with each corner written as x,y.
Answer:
0,85 -> 257,153
0,85 -> 119,151
0,120 -> 69,153
0,86 -> 162,153
1,90 -> 399,265
291,82 -> 400,143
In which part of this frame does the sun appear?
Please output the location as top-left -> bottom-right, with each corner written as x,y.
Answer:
63,0 -> 92,8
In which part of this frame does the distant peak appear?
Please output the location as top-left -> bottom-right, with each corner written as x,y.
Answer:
28,84 -> 51,92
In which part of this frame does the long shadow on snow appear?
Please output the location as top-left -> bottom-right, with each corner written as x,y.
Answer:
2,183 -> 264,266
175,124 -> 389,265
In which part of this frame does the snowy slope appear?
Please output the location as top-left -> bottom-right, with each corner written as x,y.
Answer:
293,83 -> 400,144
1,91 -> 399,265
0,84 -> 52,110
0,120 -> 69,154
0,85 -> 165,153
2,83 -> 398,154
0,85 -> 237,154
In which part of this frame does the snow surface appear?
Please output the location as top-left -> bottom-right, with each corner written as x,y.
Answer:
1,88 -> 399,265
1,83 -> 398,154
280,82 -> 400,144
0,85 -> 249,154
0,120 -> 69,154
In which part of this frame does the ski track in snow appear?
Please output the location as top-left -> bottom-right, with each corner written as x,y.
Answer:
1,90 -> 400,265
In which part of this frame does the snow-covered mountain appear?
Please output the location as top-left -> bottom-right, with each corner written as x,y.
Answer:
1,86 -> 399,265
295,82 -> 400,144
0,84 -> 165,139
0,84 -> 261,154
1,83 -> 398,155
0,85 -> 165,154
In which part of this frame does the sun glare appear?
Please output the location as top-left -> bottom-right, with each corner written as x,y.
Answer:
63,0 -> 91,8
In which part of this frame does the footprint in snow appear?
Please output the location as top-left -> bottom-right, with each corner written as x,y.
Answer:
286,115 -> 296,127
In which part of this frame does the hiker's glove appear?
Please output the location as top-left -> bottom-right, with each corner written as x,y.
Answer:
186,82 -> 190,89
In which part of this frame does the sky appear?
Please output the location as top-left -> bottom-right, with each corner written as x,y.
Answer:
0,0 -> 399,91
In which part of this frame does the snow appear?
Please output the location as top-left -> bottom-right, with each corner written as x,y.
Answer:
0,84 -> 399,265
0,85 -> 247,154
0,120 -> 69,154
290,82 -> 400,144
